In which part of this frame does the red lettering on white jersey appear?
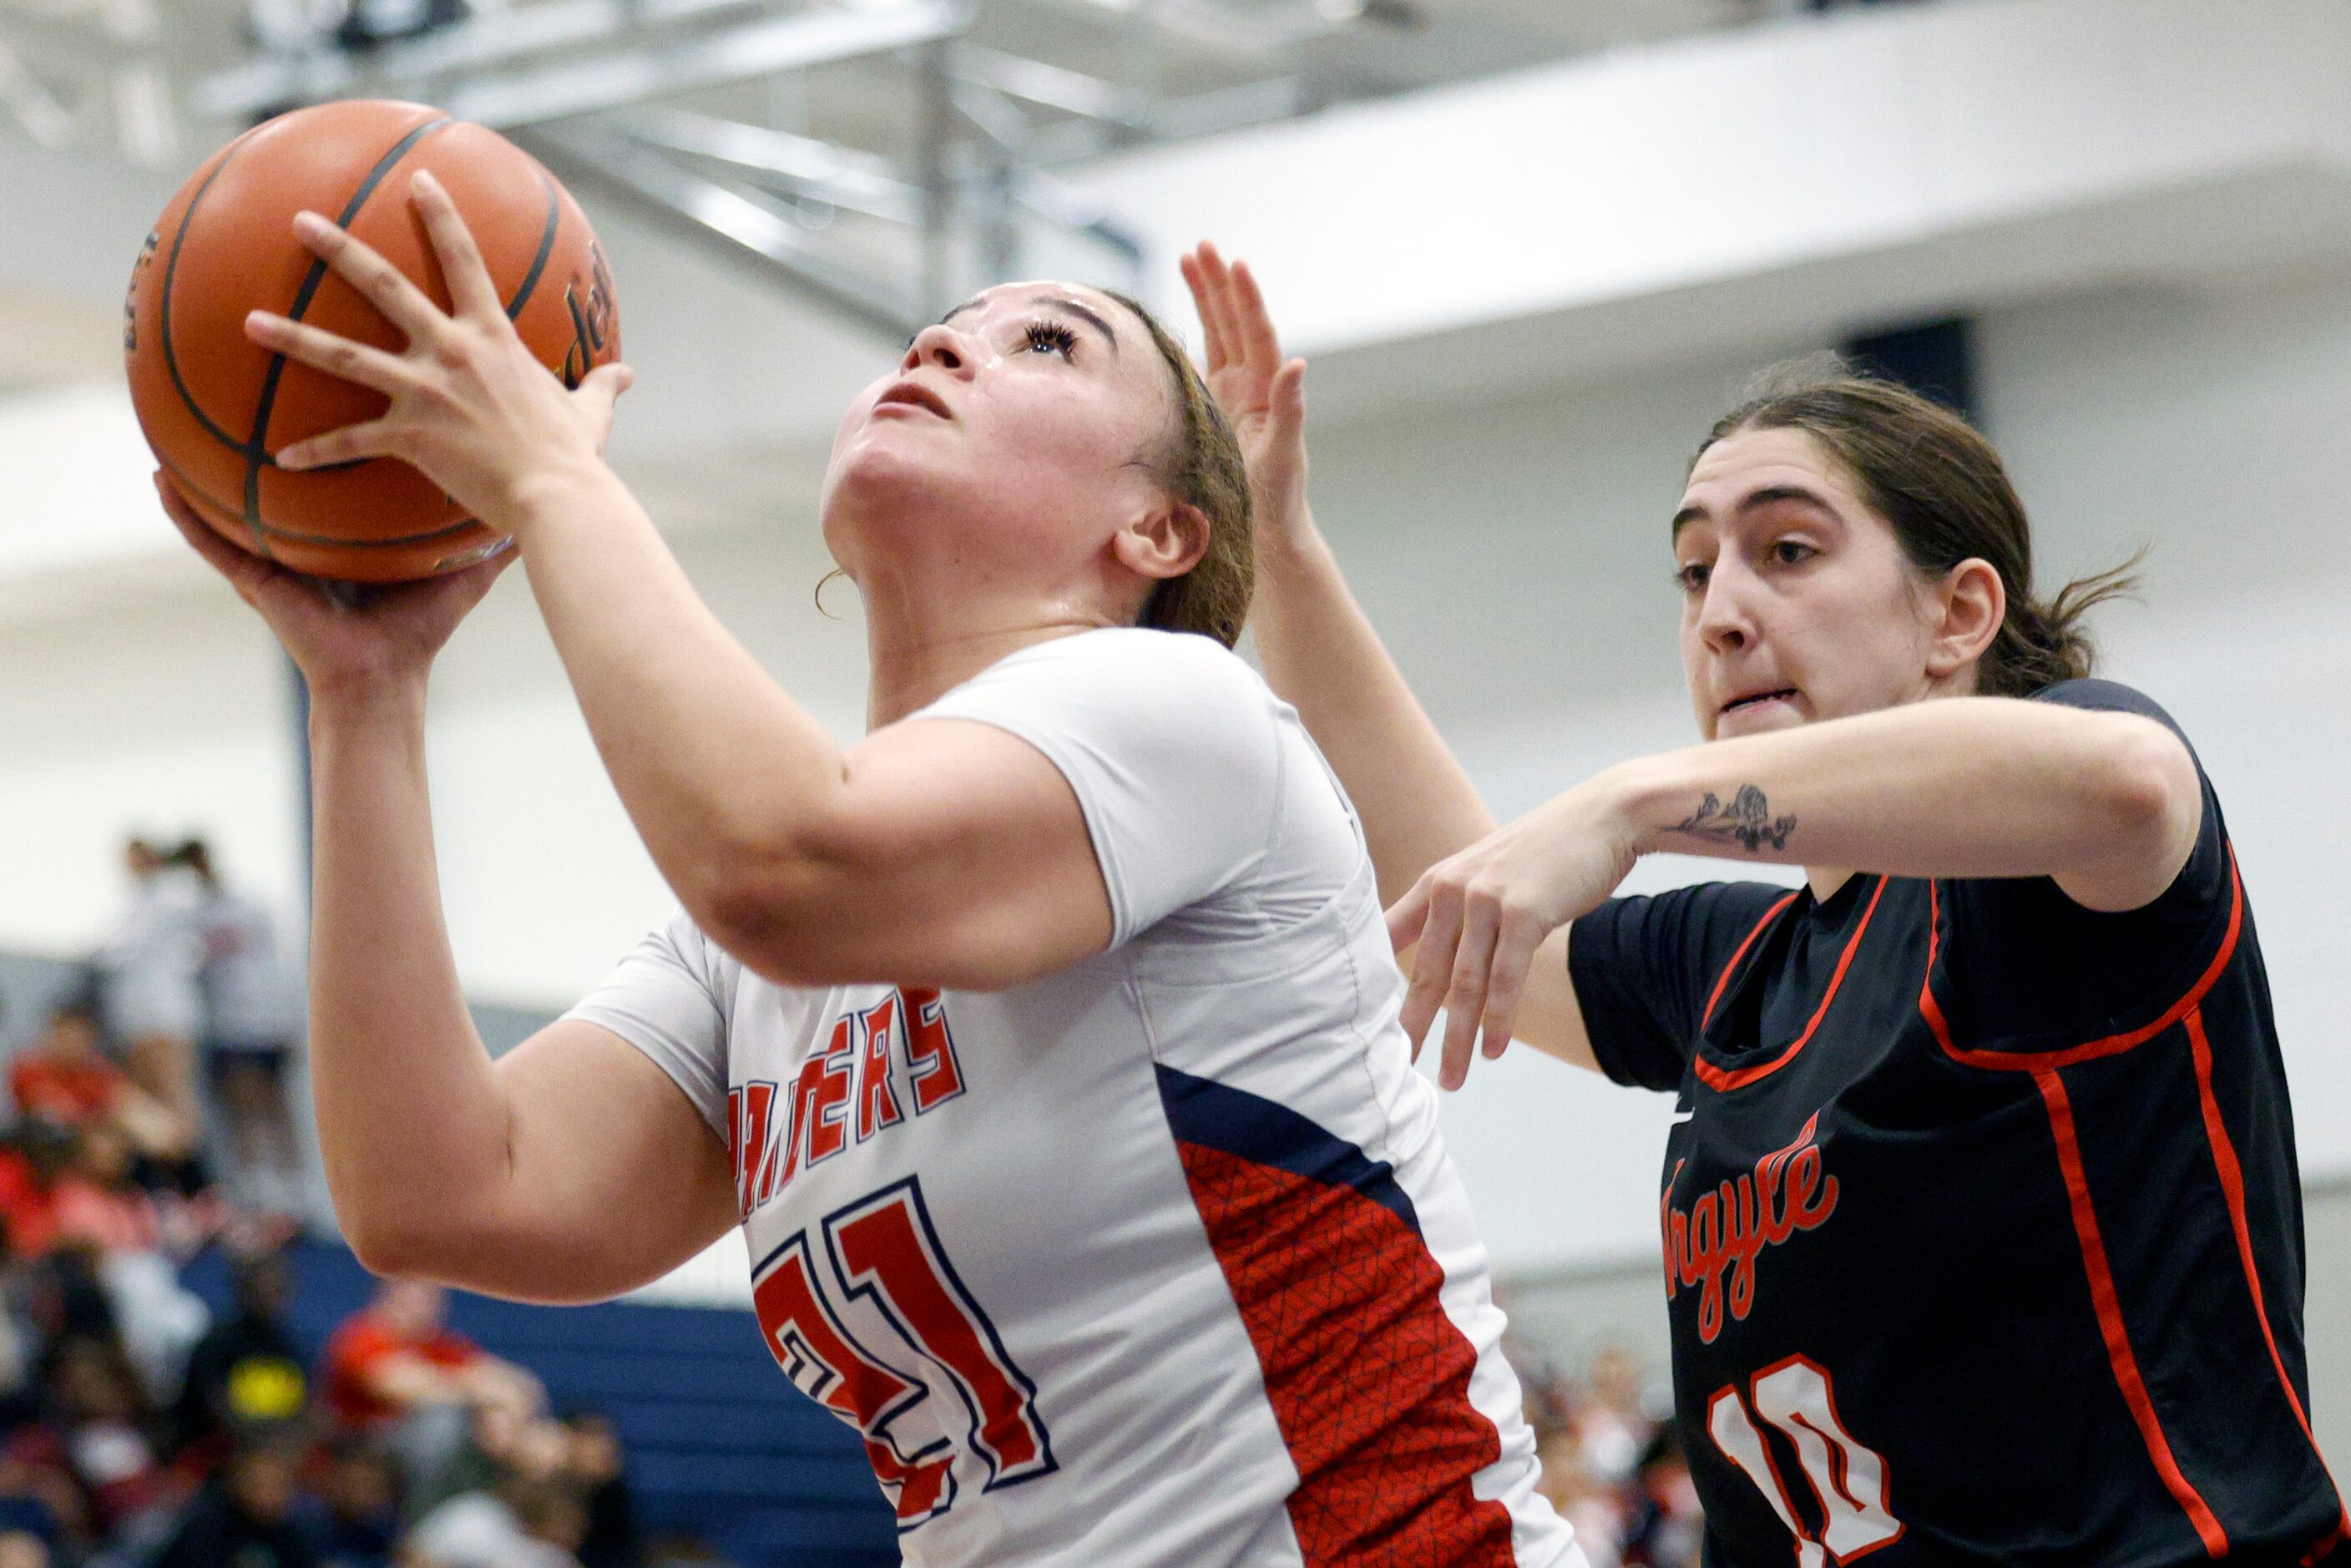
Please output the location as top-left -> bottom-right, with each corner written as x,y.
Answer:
857,994 -> 905,1142
904,988 -> 966,1113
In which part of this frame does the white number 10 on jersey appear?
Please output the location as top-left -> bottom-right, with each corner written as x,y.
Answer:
1707,1355 -> 1904,1564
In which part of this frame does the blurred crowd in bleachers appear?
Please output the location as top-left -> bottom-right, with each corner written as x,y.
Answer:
0,837 -> 648,1566
1518,1343 -> 1703,1566
0,831 -> 1704,1565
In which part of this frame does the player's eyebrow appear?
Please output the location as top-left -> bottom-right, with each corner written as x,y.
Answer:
1671,483 -> 1838,536
938,293 -> 1121,357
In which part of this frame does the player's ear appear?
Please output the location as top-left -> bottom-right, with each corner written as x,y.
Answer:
1925,557 -> 2003,681
1112,498 -> 1208,585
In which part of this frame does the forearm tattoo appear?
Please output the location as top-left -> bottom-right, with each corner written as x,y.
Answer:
1673,785 -> 1797,852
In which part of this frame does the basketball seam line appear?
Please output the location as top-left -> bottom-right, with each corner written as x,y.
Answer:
302,167 -> 559,483
159,126 -> 271,460
240,114 -> 454,547
161,451 -> 487,550
506,173 -> 562,323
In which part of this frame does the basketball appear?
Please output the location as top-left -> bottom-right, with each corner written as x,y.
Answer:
124,99 -> 620,583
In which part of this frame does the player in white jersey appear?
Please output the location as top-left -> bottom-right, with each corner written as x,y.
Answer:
179,839 -> 307,1216
567,627 -> 1570,1564
157,172 -> 1580,1566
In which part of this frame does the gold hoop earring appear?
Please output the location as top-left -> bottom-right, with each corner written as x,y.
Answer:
813,567 -> 848,620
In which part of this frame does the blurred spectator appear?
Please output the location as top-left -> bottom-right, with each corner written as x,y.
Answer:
325,1281 -> 542,1502
95,838 -> 208,1153
172,1244 -> 306,1464
1523,1346 -> 1701,1567
562,1410 -> 640,1568
1574,1346 -> 1656,1485
8,979 -> 188,1166
154,1428 -> 316,1568
0,1532 -> 46,1568
183,840 -> 308,1219
324,1282 -> 538,1439
407,1399 -> 564,1525
1536,1425 -> 1625,1568
299,1438 -> 403,1568
0,1485 -> 67,1562
51,1121 -> 212,1404
7,1333 -> 179,1555
1620,1426 -> 1703,1568
402,1473 -> 587,1568
9,985 -> 114,1134
0,1224 -> 41,1431
0,1127 -> 74,1272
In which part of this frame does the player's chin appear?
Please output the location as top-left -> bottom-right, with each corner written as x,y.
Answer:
825,430 -> 955,506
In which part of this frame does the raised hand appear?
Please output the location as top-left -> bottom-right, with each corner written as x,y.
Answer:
156,473 -> 513,698
1385,781 -> 1640,1090
1180,243 -> 1309,549
242,168 -> 631,531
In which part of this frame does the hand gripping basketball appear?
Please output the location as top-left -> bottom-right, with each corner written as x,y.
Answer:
245,169 -> 634,532
156,470 -> 515,698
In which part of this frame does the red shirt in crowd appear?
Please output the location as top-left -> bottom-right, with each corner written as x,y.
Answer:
9,1058 -> 123,1128
0,1150 -> 64,1258
321,1310 -> 486,1430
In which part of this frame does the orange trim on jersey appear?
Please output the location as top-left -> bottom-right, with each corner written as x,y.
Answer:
1694,879 -> 1887,1094
2304,1517 -> 2348,1566
2035,1069 -> 2229,1558
2186,1008 -> 2351,1539
1700,893 -> 1800,1031
1918,857 -> 2245,1073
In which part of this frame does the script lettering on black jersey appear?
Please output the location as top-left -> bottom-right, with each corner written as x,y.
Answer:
728,988 -> 965,1220
1662,1111 -> 1838,1343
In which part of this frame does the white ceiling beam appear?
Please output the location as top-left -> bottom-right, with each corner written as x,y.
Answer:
194,0 -> 965,126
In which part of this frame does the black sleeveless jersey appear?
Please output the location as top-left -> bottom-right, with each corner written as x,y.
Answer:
1570,680 -> 2347,1567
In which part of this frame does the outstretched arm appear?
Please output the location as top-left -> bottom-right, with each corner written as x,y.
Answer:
1393,694 -> 2201,1086
1181,245 -> 1595,1073
245,175 -> 1119,995
158,483 -> 736,1302
1180,245 -> 1490,904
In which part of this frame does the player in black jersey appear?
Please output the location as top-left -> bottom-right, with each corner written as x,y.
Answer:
1183,245 -> 2347,1565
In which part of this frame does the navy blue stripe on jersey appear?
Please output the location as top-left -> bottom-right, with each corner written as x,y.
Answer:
1153,1065 -> 1420,1236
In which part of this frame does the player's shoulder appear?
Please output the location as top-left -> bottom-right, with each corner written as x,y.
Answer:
658,905 -> 847,1020
2029,677 -> 2207,775
997,625 -> 1257,690
931,627 -> 1275,738
2029,675 -> 2178,726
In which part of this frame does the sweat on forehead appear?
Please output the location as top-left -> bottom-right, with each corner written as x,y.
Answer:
938,285 -> 1129,354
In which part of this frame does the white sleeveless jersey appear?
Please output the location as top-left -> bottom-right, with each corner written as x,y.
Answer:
568,629 -> 1581,1568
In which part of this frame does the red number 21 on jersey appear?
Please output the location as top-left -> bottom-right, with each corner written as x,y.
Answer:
751,1175 -> 1057,1530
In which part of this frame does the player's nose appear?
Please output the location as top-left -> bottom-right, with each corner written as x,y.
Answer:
902,322 -> 978,378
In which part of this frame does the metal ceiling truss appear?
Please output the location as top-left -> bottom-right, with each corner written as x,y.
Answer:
0,0 -> 1358,338
198,0 -> 1343,338
0,0 -> 175,162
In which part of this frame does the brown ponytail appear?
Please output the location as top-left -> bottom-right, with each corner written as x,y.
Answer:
1100,290 -> 1255,650
1697,357 -> 2139,698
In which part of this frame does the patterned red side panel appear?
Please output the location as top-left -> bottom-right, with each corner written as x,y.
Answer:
1175,1140 -> 1518,1566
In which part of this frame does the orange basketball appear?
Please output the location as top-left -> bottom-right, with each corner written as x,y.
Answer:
124,99 -> 621,582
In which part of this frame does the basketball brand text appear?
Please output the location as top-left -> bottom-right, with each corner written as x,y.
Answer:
559,243 -> 617,389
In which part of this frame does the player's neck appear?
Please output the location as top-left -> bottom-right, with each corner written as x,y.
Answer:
862,606 -> 1111,729
1807,867 -> 1855,902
